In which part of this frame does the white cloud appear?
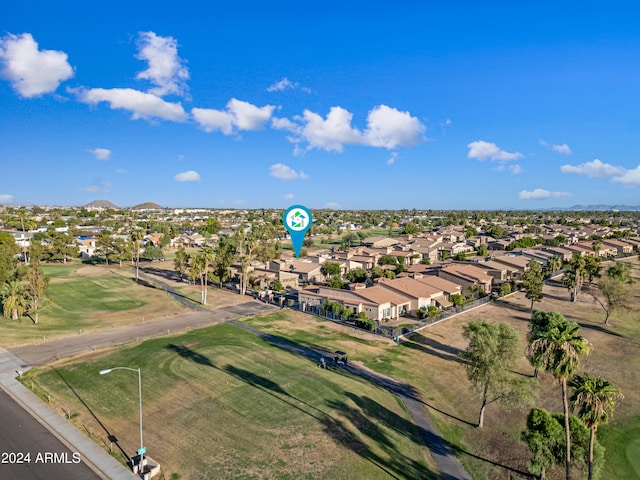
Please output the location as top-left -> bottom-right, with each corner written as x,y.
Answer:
115,168 -> 128,174
267,78 -> 296,92
0,194 -> 14,204
297,107 -> 362,152
80,181 -> 111,193
284,193 -> 294,199
135,32 -> 189,98
273,104 -> 425,153
552,143 -> 572,155
467,141 -> 523,162
613,164 -> 640,187
174,170 -> 201,182
364,105 -> 425,149
509,164 -> 523,175
387,152 -> 399,165
519,189 -> 571,200
0,33 -> 74,98
74,87 -> 187,122
87,148 -> 111,160
560,159 -> 625,178
192,98 -> 275,135
269,163 -> 308,180
267,77 -> 311,93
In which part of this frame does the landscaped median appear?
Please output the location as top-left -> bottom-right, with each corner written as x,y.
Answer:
20,322 -> 437,480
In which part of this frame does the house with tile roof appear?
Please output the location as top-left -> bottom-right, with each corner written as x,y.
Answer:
438,263 -> 493,294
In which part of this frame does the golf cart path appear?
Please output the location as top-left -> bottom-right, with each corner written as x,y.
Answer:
231,320 -> 472,480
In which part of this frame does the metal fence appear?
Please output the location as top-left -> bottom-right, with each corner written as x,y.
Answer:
269,295 -> 494,340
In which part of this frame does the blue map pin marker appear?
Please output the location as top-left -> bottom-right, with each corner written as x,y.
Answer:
283,205 -> 313,258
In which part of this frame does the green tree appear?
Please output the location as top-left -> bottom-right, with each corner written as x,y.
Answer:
0,232 -> 20,286
451,294 -> 464,307
562,254 -> 586,302
522,407 -> 564,480
49,231 -> 78,264
142,244 -> 163,260
25,251 -> 49,324
526,316 -> 592,480
346,267 -> 368,283
606,262 -> 634,283
326,275 -> 345,289
583,255 -> 602,286
213,236 -> 236,287
546,255 -> 563,276
129,228 -> 143,281
402,221 -> 419,235
526,310 -> 565,378
199,217 -> 221,235
1,280 -> 29,320
174,246 -> 190,281
378,254 -> 397,266
321,261 -> 341,277
592,276 -> 632,324
459,320 -> 535,428
522,259 -> 544,311
569,374 -> 623,480
95,231 -> 114,265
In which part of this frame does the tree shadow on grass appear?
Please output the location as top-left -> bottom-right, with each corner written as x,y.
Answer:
164,341 -> 438,479
52,368 -> 130,462
449,445 -> 533,478
166,344 -> 216,368
403,333 -> 464,363
321,398 -> 437,479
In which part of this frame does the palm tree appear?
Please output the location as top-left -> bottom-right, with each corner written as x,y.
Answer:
563,254 -> 586,302
526,318 -> 592,480
546,255 -> 563,276
569,374 -> 623,480
1,280 -> 29,320
129,228 -> 143,281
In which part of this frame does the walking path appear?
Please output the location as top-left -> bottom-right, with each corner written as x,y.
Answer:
3,267 -> 472,480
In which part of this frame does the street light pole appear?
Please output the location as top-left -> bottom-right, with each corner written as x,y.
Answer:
99,367 -> 145,469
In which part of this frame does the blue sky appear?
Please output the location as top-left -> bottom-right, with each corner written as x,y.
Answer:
2,1 -> 640,210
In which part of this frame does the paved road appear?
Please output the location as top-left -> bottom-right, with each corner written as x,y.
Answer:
0,389 -> 100,480
9,302 -> 278,367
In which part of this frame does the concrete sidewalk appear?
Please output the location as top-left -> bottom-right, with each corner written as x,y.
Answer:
0,349 -> 137,480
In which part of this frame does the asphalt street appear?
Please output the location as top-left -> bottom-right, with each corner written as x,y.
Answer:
0,390 -> 100,480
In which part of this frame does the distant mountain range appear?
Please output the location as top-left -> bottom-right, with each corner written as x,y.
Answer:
84,200 -> 163,209
132,202 -> 163,210
85,199 -> 118,209
560,204 -> 640,211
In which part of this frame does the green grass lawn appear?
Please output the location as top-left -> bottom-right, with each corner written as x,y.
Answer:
24,323 -> 436,480
598,414 -> 640,480
0,265 -> 185,347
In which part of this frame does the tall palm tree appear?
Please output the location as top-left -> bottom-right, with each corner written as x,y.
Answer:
129,228 -> 143,281
526,318 -> 592,480
1,280 -> 29,320
546,255 -> 563,276
569,374 -> 623,480
563,254 -> 586,302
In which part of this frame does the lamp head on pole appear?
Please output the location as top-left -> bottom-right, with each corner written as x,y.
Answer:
99,369 -> 113,375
